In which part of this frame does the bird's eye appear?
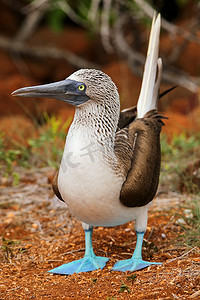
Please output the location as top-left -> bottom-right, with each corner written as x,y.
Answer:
78,84 -> 85,91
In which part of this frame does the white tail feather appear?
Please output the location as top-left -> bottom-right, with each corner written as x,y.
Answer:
137,14 -> 162,118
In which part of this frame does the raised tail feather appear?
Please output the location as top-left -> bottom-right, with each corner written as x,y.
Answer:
137,13 -> 162,119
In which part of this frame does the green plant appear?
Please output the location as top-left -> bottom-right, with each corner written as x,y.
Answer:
46,6 -> 66,32
160,133 -> 200,193
0,133 -> 21,171
0,130 -> 32,168
119,281 -> 130,293
0,114 -> 72,176
0,133 -> 24,184
28,113 -> 72,168
1,237 -> 20,262
178,198 -> 200,248
126,274 -> 137,283
143,241 -> 159,259
161,133 -> 200,160
12,171 -> 20,185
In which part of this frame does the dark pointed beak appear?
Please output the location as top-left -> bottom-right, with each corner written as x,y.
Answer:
11,79 -> 90,106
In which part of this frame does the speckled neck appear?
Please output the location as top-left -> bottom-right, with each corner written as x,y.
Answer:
74,97 -> 119,142
68,96 -> 120,164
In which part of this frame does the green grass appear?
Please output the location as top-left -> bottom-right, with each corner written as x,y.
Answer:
1,237 -> 22,262
161,133 -> 200,159
160,132 -> 200,193
119,281 -> 130,293
0,114 -> 71,176
177,197 -> 200,248
160,134 -> 200,248
27,113 -> 72,168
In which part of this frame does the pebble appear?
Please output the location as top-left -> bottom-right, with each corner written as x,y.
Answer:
32,223 -> 39,229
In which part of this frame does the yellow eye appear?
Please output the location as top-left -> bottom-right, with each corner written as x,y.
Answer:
78,84 -> 85,91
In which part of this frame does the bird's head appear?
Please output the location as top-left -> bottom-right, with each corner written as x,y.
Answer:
12,69 -> 119,108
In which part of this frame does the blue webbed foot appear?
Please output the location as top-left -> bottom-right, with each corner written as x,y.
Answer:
112,257 -> 161,272
112,231 -> 162,272
48,255 -> 109,275
48,227 -> 109,275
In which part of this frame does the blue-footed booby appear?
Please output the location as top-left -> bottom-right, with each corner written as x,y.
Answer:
12,14 -> 167,274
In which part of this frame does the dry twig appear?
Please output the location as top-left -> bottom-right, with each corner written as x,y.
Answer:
112,15 -> 199,93
100,0 -> 113,53
133,0 -> 200,45
166,247 -> 198,264
0,35 -> 99,69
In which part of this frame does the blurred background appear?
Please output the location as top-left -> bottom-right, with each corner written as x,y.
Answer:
0,1 -> 200,124
0,0 -> 200,190
0,3 -> 200,293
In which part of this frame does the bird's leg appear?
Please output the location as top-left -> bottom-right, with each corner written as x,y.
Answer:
131,231 -> 144,260
48,224 -> 109,275
83,227 -> 96,258
112,231 -> 162,272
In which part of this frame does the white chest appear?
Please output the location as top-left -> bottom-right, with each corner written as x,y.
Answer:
58,127 -> 147,227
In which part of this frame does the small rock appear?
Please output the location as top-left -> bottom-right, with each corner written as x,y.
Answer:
161,252 -> 172,259
32,223 -> 39,229
176,218 -> 186,225
184,209 -> 193,219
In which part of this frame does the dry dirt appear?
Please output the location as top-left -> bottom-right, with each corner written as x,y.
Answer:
0,167 -> 199,299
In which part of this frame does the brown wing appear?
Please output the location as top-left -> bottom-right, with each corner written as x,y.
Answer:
115,109 -> 167,207
52,171 -> 64,202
